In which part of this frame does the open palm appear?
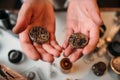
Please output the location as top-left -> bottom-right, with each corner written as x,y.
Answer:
63,0 -> 103,62
13,0 -> 62,63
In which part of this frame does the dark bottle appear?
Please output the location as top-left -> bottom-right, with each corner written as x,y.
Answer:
0,9 -> 13,29
107,41 -> 120,57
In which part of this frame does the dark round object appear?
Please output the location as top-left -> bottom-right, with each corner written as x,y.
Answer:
27,72 -> 36,80
29,26 -> 49,44
107,41 -> 120,57
68,33 -> 88,48
8,50 -> 23,64
92,62 -> 106,76
60,58 -> 72,70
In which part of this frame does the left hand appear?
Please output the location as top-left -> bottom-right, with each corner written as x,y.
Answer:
62,0 -> 103,62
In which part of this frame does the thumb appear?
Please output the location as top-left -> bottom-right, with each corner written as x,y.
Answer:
12,3 -> 32,34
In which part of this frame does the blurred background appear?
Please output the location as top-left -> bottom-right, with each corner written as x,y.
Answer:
0,0 -> 120,11
0,0 -> 22,10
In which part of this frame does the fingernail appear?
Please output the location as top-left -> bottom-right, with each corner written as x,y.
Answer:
83,53 -> 89,55
63,54 -> 66,57
63,52 -> 67,57
70,59 -> 75,63
62,44 -> 66,49
49,59 -> 54,64
55,53 -> 61,58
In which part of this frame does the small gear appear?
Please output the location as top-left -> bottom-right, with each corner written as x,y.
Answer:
68,33 -> 88,48
29,26 -> 49,44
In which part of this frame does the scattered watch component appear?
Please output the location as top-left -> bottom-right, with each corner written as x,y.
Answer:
83,54 -> 95,64
29,26 -> 49,44
105,36 -> 112,43
68,33 -> 88,48
8,49 -> 23,64
107,41 -> 120,57
26,72 -> 36,80
24,67 -> 43,80
92,62 -> 107,76
60,58 -> 72,73
0,64 -> 27,80
100,24 -> 106,38
110,56 -> 120,74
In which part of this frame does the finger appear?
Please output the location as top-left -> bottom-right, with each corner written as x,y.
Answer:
34,43 -> 54,63
69,49 -> 83,62
49,32 -> 62,52
63,45 -> 73,57
83,26 -> 99,55
42,43 -> 61,57
87,1 -> 103,25
50,40 -> 62,52
13,3 -> 32,34
19,31 -> 41,61
62,29 -> 73,49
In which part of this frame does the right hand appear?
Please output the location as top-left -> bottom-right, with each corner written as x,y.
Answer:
13,0 -> 62,63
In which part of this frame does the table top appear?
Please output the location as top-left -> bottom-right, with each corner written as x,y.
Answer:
0,11 -> 120,80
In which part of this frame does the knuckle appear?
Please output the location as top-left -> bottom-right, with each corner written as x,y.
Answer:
31,55 -> 40,61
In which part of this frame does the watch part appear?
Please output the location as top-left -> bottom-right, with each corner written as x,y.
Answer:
92,62 -> 106,76
60,58 -> 72,70
68,33 -> 88,48
110,56 -> 120,74
8,49 -> 23,64
29,26 -> 49,44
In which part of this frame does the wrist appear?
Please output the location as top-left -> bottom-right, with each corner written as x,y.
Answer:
70,0 -> 97,3
24,0 -> 53,2
24,0 -> 53,5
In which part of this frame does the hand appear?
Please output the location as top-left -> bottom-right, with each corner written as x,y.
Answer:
13,0 -> 62,63
62,0 -> 103,62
